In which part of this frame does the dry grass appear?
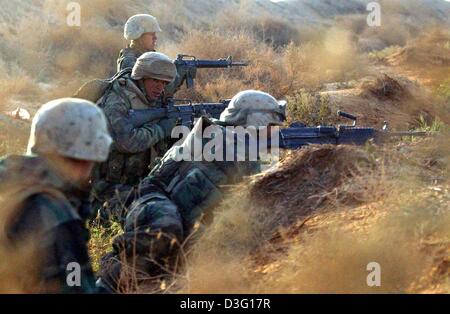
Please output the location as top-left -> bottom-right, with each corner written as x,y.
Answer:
164,27 -> 370,102
215,12 -> 301,48
0,116 -> 30,157
88,219 -> 123,273
286,90 -> 337,125
0,60 -> 42,109
178,133 -> 450,294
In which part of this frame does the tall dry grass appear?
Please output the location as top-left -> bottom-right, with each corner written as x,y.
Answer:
179,133 -> 450,293
0,0 -> 377,110
162,27 -> 370,102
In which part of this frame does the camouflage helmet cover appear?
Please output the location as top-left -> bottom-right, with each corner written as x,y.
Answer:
219,90 -> 286,127
124,14 -> 162,41
131,52 -> 177,82
27,98 -> 112,162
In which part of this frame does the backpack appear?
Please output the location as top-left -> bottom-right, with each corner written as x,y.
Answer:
72,68 -> 132,105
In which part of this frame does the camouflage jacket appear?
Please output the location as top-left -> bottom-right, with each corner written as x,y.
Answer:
117,46 -> 155,72
0,155 -> 101,294
141,118 -> 261,231
117,47 -> 141,72
92,74 -> 168,196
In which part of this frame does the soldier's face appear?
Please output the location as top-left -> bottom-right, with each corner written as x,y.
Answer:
46,154 -> 95,186
68,159 -> 95,184
143,78 -> 167,100
140,32 -> 157,51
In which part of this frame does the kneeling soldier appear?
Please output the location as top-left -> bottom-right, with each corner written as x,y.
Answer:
0,98 -> 112,293
91,52 -> 177,223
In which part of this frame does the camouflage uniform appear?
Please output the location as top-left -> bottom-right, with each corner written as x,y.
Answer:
91,72 -> 169,221
117,46 -> 152,72
0,155 -> 101,293
99,118 -> 261,289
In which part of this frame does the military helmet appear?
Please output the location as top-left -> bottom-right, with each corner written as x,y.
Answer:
219,90 -> 286,127
27,98 -> 112,162
124,14 -> 162,41
131,52 -> 177,82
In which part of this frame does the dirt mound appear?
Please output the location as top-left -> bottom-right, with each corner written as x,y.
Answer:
319,72 -> 445,128
358,73 -> 448,125
249,145 -> 377,227
245,136 -> 450,293
360,73 -> 412,101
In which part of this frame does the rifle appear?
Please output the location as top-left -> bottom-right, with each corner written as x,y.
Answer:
164,54 -> 248,97
129,98 -> 230,128
278,111 -> 428,149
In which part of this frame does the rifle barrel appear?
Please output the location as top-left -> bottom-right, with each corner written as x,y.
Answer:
180,60 -> 248,68
231,61 -> 248,66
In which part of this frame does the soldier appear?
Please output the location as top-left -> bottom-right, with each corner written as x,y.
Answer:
0,98 -> 113,293
91,51 -> 178,222
117,14 -> 162,72
98,90 -> 286,291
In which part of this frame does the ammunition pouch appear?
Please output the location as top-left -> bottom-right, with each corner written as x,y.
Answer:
168,165 -> 225,232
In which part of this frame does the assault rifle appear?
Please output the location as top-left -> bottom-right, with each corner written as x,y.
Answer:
129,98 -> 230,128
165,54 -> 248,97
278,111 -> 428,149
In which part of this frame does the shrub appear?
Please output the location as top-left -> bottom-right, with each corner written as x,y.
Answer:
286,90 -> 337,125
